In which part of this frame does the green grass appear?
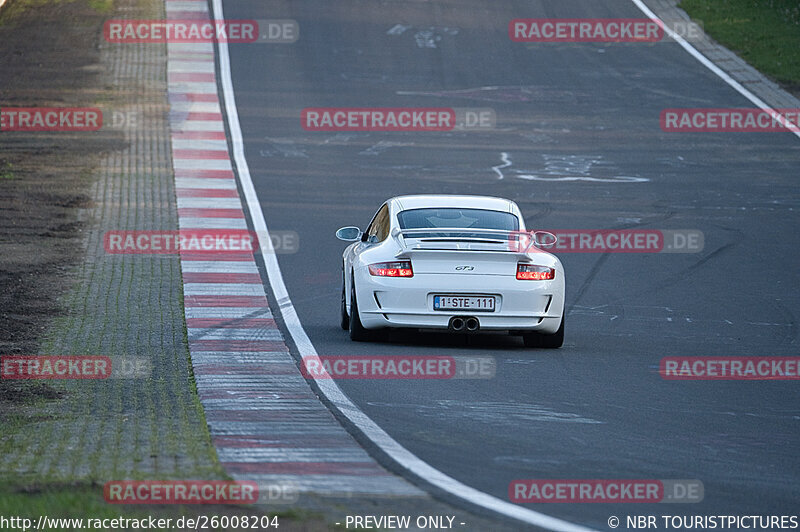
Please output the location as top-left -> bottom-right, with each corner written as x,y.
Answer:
86,0 -> 112,13
0,0 -> 112,25
679,0 -> 800,88
0,162 -> 14,180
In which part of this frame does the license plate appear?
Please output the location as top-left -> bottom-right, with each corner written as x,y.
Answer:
433,295 -> 495,312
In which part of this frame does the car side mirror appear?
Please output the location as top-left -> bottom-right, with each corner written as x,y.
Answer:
533,231 -> 557,248
336,226 -> 362,242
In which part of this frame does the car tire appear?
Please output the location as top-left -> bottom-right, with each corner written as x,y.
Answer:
523,315 -> 564,348
340,272 -> 349,330
349,275 -> 372,342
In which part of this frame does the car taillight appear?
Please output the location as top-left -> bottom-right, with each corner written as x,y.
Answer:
369,261 -> 413,277
516,263 -> 555,280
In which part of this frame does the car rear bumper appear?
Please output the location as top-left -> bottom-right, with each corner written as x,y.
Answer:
354,271 -> 565,334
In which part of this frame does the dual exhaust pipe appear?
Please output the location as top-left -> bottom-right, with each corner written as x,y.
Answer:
449,316 -> 480,332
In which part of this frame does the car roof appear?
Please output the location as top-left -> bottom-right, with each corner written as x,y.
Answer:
390,195 -> 515,213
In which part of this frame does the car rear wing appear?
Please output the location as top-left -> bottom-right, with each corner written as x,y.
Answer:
391,227 -> 547,259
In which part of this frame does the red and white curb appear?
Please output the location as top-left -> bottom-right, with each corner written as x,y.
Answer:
165,0 -> 422,496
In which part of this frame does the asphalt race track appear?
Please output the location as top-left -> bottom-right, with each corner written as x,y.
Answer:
221,0 -> 799,529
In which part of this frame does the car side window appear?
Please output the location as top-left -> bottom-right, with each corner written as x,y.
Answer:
365,204 -> 390,242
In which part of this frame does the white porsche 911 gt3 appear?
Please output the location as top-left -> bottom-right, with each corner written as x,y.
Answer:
336,195 -> 565,348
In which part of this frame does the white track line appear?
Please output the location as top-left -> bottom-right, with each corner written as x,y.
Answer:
630,0 -> 800,139
210,0 -> 595,529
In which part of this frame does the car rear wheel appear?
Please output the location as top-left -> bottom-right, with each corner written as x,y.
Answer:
523,315 -> 564,348
349,275 -> 372,342
340,271 -> 349,330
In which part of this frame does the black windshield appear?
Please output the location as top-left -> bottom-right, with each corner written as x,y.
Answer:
397,208 -> 519,240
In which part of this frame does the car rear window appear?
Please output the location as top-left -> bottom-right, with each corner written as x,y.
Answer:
397,208 -> 519,231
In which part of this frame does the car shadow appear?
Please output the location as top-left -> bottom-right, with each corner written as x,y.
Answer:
378,328 -> 527,350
